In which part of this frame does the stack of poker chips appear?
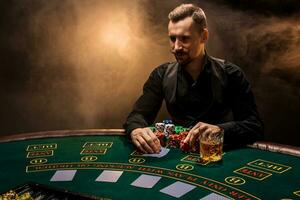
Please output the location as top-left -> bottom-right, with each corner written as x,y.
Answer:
154,120 -> 175,146
155,122 -> 165,133
168,131 -> 188,149
154,120 -> 190,151
153,121 -> 199,152
164,124 -> 175,138
155,122 -> 167,147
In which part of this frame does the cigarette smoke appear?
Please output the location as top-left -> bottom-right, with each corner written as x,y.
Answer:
202,0 -> 300,146
0,0 -> 299,146
0,0 -> 173,132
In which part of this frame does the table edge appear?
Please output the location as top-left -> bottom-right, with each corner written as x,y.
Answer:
0,129 -> 126,143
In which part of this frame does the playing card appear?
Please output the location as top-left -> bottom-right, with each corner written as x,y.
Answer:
95,170 -> 123,183
199,193 -> 230,200
142,147 -> 170,158
50,170 -> 77,182
131,174 -> 162,188
160,181 -> 196,198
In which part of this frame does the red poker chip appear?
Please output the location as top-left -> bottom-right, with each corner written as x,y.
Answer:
180,141 -> 191,152
155,131 -> 166,146
154,129 -> 197,152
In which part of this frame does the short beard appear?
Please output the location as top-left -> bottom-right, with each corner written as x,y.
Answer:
174,53 -> 191,65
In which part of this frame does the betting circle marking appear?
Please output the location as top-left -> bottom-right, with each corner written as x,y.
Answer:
225,176 -> 246,185
176,164 -> 194,171
30,158 -> 48,165
129,158 -> 145,164
81,156 -> 98,162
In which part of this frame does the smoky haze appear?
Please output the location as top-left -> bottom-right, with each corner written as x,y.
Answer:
0,0 -> 300,146
0,0 -> 173,132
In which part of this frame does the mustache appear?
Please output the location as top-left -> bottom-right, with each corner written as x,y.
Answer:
170,49 -> 187,56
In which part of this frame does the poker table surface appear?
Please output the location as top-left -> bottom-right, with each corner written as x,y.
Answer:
0,129 -> 300,200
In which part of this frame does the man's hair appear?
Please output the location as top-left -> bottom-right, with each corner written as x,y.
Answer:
168,4 -> 207,32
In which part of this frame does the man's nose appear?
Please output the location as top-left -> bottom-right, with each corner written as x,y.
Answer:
174,39 -> 183,51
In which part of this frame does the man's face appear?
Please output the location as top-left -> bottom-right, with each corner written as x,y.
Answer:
168,17 -> 205,65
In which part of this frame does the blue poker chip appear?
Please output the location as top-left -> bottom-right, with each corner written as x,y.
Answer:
163,119 -> 173,124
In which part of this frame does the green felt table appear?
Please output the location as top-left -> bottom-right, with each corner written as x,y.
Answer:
0,129 -> 299,200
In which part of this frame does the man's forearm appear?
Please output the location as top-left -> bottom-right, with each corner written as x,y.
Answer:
124,112 -> 149,135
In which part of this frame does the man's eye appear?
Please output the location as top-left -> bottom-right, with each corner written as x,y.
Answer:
169,36 -> 176,42
182,36 -> 190,42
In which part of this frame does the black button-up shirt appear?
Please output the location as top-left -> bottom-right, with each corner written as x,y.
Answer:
124,53 -> 264,145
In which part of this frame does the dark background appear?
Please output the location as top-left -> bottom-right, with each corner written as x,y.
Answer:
1,0 -> 300,146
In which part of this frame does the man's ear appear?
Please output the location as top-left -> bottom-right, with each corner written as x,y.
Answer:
201,28 -> 209,43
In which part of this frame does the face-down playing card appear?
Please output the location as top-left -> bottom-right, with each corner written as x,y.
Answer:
199,193 -> 231,200
95,170 -> 123,183
131,174 -> 162,188
50,170 -> 77,182
142,147 -> 170,158
160,181 -> 196,198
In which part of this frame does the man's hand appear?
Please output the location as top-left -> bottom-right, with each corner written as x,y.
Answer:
131,128 -> 161,154
183,122 -> 222,149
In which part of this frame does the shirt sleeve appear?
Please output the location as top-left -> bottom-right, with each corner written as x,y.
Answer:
123,65 -> 165,136
217,64 -> 264,145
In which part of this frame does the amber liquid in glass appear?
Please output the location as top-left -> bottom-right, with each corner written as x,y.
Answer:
200,140 -> 223,162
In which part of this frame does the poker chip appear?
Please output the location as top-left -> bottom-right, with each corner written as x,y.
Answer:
162,119 -> 173,124
164,124 -> 175,137
153,122 -> 196,152
155,131 -> 166,147
180,141 -> 190,152
155,123 -> 165,133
